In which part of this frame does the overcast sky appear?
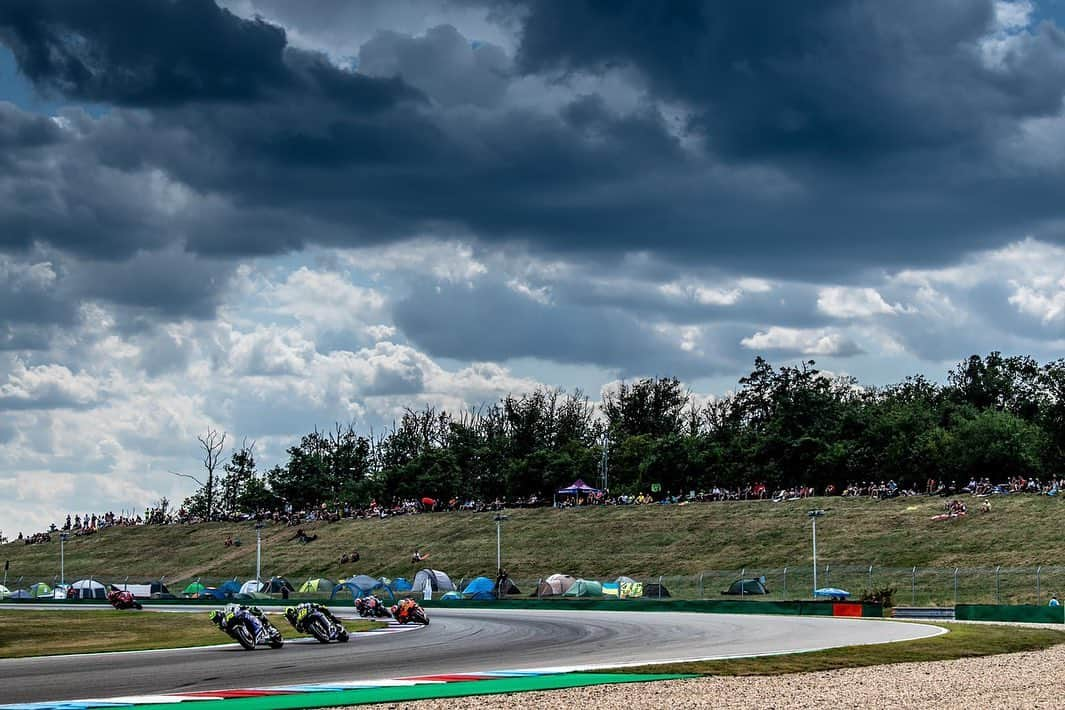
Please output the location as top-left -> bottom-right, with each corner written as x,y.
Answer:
2,0 -> 1065,536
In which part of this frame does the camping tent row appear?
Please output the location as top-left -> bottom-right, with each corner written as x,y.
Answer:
329,569 -> 454,600
0,579 -> 171,600
534,574 -> 670,599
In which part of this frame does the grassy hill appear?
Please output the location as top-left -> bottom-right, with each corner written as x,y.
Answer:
4,495 -> 1065,605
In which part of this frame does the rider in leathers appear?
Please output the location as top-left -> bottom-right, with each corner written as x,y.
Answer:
389,597 -> 418,622
284,602 -> 342,632
355,594 -> 389,618
210,603 -> 266,637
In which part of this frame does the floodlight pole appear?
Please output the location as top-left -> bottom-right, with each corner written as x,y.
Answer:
59,532 -> 69,586
808,510 -> 825,597
494,514 -> 508,573
255,522 -> 265,583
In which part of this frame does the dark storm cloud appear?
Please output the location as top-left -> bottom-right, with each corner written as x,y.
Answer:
513,0 -> 1065,160
0,100 -> 60,150
0,0 -> 423,109
0,0 -> 289,105
359,24 -> 511,107
2,0 -> 1065,343
67,248 -> 233,319
393,279 -> 743,377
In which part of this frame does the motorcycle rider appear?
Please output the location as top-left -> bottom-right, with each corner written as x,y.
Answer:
389,597 -> 418,623
107,586 -> 141,610
355,594 -> 389,618
284,602 -> 343,632
209,603 -> 266,638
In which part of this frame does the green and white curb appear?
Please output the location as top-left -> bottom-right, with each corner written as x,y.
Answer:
0,671 -> 692,710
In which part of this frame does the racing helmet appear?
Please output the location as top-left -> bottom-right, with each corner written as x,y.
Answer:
209,610 -> 223,625
284,606 -> 298,624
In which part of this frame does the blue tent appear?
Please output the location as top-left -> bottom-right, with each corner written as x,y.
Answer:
462,576 -> 497,600
218,580 -> 242,596
440,591 -> 462,600
331,575 -> 395,601
391,577 -> 413,592
202,587 -> 227,600
814,587 -> 851,600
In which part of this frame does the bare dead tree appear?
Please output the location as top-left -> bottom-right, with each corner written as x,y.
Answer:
198,428 -> 226,519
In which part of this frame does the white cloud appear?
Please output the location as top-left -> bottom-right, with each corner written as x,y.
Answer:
274,267 -> 386,330
817,287 -> 898,318
1009,278 -> 1065,323
741,327 -> 860,356
506,277 -> 552,304
658,277 -> 773,306
343,239 -> 487,284
0,362 -> 102,409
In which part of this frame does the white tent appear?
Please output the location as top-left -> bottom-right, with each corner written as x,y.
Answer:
71,579 -> 107,599
0,584 -> 9,598
239,579 -> 262,594
412,568 -> 454,592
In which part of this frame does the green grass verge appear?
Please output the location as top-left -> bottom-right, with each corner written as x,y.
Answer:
604,622 -> 1065,676
5,495 -> 1065,605
0,610 -> 384,658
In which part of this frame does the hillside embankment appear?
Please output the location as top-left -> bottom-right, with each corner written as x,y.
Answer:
4,496 -> 1064,605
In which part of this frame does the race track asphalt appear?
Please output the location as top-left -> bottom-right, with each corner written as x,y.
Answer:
1,607 -> 943,704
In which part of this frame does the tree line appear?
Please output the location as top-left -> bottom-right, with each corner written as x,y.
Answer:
180,352 -> 1065,517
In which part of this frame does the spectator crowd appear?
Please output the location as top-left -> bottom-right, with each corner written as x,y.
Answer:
6,475 -> 1065,546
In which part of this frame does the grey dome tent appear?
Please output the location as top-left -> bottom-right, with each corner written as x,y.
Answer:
642,582 -> 672,598
722,578 -> 768,595
412,568 -> 454,593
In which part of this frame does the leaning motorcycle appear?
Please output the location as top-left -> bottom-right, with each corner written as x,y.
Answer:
355,595 -> 391,619
393,599 -> 430,625
212,609 -> 284,650
107,589 -> 143,610
286,606 -> 349,643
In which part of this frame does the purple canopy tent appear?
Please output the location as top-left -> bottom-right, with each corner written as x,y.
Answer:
556,479 -> 602,506
557,479 -> 601,495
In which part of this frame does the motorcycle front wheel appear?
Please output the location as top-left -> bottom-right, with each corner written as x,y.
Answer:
233,624 -> 256,651
308,617 -> 332,643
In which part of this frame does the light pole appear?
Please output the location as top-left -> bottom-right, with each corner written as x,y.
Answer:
494,513 -> 508,573
808,509 -> 825,597
59,532 -> 69,586
254,522 -> 265,584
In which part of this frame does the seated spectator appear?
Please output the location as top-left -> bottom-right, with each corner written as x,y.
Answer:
1050,595 -> 1060,607
290,528 -> 317,544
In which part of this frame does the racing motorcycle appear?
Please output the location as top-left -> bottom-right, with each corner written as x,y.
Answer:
354,595 -> 392,619
284,604 -> 349,643
107,588 -> 143,610
210,607 -> 284,651
390,598 -> 430,625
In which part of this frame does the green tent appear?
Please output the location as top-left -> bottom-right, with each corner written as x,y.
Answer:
183,582 -> 207,596
298,578 -> 335,593
29,582 -> 53,598
563,579 -> 604,597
